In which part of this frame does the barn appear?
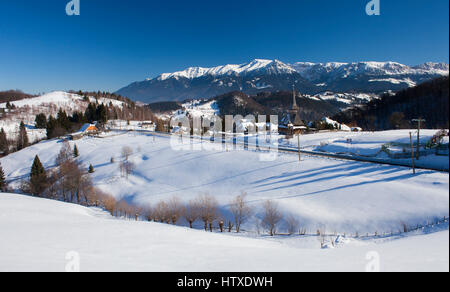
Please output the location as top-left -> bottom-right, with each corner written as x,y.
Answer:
80,124 -> 98,134
70,124 -> 99,140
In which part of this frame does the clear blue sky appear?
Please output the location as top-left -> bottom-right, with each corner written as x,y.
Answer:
0,0 -> 448,94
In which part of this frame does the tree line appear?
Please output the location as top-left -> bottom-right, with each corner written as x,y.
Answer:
332,76 -> 449,130
0,90 -> 36,103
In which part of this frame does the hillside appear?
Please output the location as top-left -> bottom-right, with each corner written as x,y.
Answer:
0,91 -> 154,148
333,76 -> 450,130
203,91 -> 349,122
1,192 -> 448,272
2,131 -> 448,234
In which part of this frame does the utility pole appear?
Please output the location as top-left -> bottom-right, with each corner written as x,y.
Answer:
297,132 -> 301,162
409,132 -> 416,174
412,118 -> 425,160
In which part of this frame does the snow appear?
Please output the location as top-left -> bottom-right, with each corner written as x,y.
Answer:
180,100 -> 220,118
311,92 -> 378,104
158,59 -> 296,81
1,131 -> 448,235
280,129 -> 449,171
0,121 -> 47,144
0,91 -> 125,144
292,61 -> 449,80
0,193 -> 448,272
0,91 -> 83,109
321,117 -> 352,131
369,78 -> 417,87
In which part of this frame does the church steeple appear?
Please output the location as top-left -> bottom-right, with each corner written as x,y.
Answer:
292,85 -> 299,111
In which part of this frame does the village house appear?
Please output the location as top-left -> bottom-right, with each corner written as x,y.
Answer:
69,123 -> 99,140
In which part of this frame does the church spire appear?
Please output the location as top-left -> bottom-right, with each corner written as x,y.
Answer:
292,84 -> 299,110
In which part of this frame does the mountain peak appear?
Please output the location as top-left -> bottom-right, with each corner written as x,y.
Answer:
119,59 -> 449,103
156,59 -> 294,81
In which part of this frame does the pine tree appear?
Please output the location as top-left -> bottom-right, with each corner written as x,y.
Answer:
0,128 -> 9,155
17,121 -> 29,150
85,103 -> 97,123
0,163 -> 7,192
73,144 -> 79,158
88,164 -> 95,173
46,115 -> 58,139
57,109 -> 71,131
30,155 -> 47,196
35,114 -> 47,129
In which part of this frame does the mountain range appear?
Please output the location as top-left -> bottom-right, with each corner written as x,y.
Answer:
116,59 -> 449,103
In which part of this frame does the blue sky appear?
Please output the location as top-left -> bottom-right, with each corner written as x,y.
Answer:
0,0 -> 448,94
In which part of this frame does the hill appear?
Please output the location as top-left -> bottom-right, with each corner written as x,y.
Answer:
333,76 -> 450,130
1,188 -> 448,271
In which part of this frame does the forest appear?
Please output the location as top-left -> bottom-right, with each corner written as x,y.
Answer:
332,76 -> 449,130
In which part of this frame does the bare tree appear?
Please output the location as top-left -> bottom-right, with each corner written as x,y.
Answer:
154,200 -> 170,223
143,205 -> 153,222
261,200 -> 282,236
117,200 -> 132,218
56,141 -> 73,166
97,191 -> 116,216
167,196 -> 185,225
197,193 -> 219,232
120,160 -> 135,179
121,146 -> 133,161
229,192 -> 252,233
227,220 -> 234,232
184,199 -> 201,228
286,214 -> 299,235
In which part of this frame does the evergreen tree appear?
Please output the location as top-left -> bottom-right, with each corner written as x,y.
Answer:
17,121 -> 29,150
30,155 -> 47,196
0,163 -> 7,192
96,104 -> 108,125
46,115 -> 58,139
88,164 -> 95,173
73,144 -> 79,158
57,109 -> 71,131
0,128 -> 9,155
69,111 -> 86,124
85,103 -> 97,123
35,114 -> 47,129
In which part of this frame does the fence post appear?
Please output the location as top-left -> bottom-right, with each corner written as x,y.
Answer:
409,132 -> 416,174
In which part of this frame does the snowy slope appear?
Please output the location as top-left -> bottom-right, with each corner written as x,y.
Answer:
0,91 -> 125,143
0,193 -> 448,272
0,91 -> 125,110
0,91 -> 83,109
2,131 -> 448,234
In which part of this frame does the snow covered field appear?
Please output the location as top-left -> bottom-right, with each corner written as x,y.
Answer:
281,130 -> 449,171
2,131 -> 448,235
0,193 -> 447,272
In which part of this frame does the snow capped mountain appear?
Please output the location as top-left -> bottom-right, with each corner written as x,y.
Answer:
116,59 -> 449,103
158,59 -> 296,81
292,61 -> 450,81
157,59 -> 449,82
